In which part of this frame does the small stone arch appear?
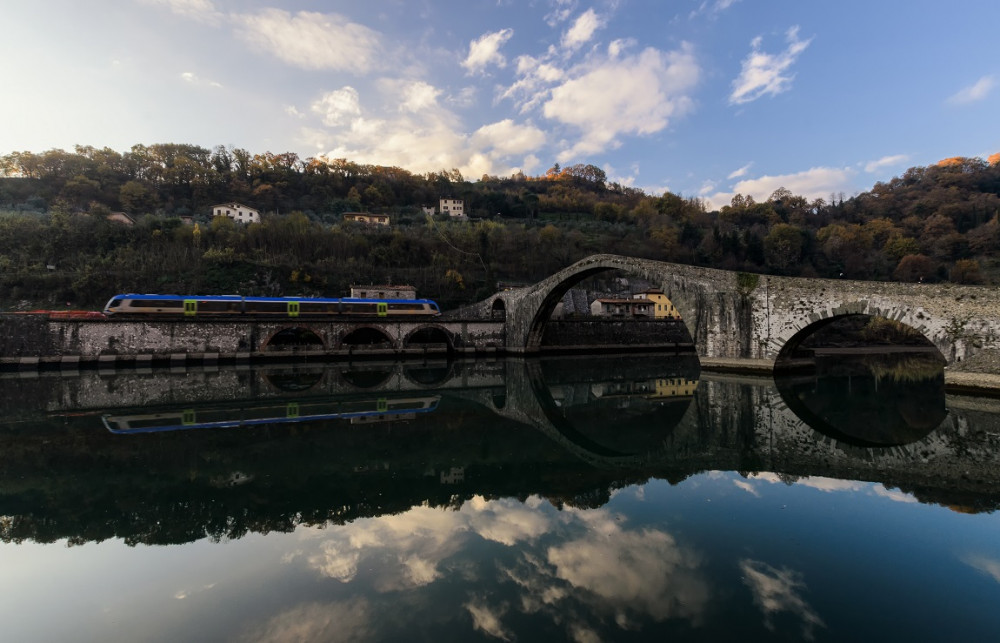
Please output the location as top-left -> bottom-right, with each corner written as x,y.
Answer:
490,298 -> 506,321
402,362 -> 455,387
339,326 -> 395,350
261,326 -> 326,351
403,325 -> 455,351
771,303 -> 941,363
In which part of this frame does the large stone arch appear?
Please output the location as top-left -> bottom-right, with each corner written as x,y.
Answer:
492,254 -> 737,354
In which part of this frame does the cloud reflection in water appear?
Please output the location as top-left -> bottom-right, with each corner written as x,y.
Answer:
290,494 -> 711,639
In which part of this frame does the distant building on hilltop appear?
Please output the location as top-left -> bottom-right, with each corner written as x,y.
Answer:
212,202 -> 260,224
343,212 -> 390,226
107,211 -> 135,226
349,284 -> 417,300
440,198 -> 464,218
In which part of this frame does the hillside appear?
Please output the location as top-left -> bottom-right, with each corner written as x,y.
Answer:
1,145 -> 999,309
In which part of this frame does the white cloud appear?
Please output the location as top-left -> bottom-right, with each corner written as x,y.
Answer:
947,75 -> 996,105
864,154 -> 909,173
796,477 -> 864,493
544,522 -> 711,625
690,0 -> 742,19
310,87 -> 362,127
545,0 -> 578,26
705,166 -> 854,210
471,119 -> 547,157
733,479 -> 761,496
238,599 -> 373,642
306,495 -> 553,592
179,71 -> 222,88
234,9 -> 382,73
871,485 -> 917,503
462,29 -> 514,74
543,44 -> 699,161
727,162 -> 752,179
447,86 -> 478,109
140,0 -> 222,24
307,82 -> 545,178
465,600 -> 513,641
607,38 -> 635,59
730,26 -> 812,105
561,9 -> 604,50
500,55 -> 566,113
377,79 -> 441,113
962,554 -> 1000,584
740,559 -> 825,638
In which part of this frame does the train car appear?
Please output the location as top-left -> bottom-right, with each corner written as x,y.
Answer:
103,294 -> 440,317
102,396 -> 441,434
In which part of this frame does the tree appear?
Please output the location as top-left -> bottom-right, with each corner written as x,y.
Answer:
950,259 -> 983,284
893,254 -> 936,282
119,180 -> 154,214
764,223 -> 805,273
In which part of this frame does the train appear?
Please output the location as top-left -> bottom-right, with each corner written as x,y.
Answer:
103,294 -> 441,317
102,396 -> 441,434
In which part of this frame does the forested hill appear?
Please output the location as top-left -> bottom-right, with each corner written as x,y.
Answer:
1,144 -> 999,310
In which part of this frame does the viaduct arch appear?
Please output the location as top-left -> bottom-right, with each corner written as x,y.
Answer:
457,254 -> 1000,364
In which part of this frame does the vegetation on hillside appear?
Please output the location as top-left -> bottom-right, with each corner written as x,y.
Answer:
1,144 -> 999,309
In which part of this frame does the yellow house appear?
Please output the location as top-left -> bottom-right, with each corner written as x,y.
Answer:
633,288 -> 681,319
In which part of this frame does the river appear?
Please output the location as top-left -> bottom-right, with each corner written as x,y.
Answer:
1,353 -> 999,641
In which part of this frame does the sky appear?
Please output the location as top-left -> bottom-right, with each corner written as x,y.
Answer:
2,0 -> 998,208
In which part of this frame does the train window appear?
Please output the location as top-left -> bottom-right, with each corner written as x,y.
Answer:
251,302 -> 288,313
131,299 -> 183,308
199,300 -> 233,312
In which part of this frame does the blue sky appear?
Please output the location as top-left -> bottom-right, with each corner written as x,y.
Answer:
2,0 -> 998,208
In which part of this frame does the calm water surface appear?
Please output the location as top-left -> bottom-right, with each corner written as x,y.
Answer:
2,354 -> 999,641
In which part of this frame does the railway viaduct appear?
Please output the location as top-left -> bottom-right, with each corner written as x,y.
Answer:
2,253 -> 999,367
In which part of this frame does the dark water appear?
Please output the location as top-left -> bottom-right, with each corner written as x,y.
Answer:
2,353 -> 1000,641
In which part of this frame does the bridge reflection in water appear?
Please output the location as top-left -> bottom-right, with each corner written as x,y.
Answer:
0,352 -> 996,548
4,355 -> 1000,641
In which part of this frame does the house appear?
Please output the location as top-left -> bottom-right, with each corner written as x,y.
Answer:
440,198 -> 464,218
589,297 -> 657,317
212,202 -> 260,224
107,211 -> 135,226
349,284 -> 417,300
421,206 -> 436,217
590,298 -> 653,317
632,288 -> 682,319
343,212 -> 390,226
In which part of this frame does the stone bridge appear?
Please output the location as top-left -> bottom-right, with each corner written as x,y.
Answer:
4,253 -> 999,367
459,253 -> 1000,363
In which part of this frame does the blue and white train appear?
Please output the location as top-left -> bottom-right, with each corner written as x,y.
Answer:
103,294 -> 440,317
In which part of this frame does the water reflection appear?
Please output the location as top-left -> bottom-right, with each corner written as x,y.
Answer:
775,350 -> 947,446
3,356 -> 1000,641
